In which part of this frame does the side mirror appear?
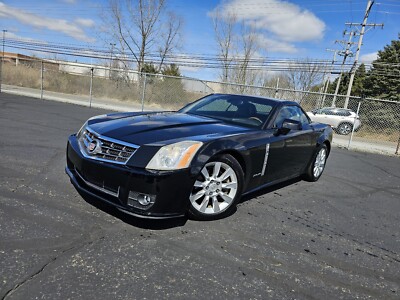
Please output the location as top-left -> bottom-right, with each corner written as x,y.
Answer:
275,119 -> 301,135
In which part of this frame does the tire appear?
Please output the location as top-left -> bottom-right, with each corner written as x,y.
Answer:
303,144 -> 328,182
187,154 -> 244,221
337,122 -> 353,135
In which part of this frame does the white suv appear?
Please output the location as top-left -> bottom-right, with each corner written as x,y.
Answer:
307,107 -> 361,135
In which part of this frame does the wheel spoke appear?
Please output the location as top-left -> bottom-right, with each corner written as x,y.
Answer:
194,180 -> 204,188
189,189 -> 205,202
221,182 -> 237,189
201,167 -> 210,179
212,196 -> 220,213
219,168 -> 234,181
212,162 -> 221,178
199,196 -> 209,212
219,192 -> 233,204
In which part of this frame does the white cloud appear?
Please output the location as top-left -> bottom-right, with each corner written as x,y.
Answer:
75,18 -> 95,28
209,0 -> 325,52
4,31 -> 47,43
254,34 -> 297,54
63,0 -> 77,4
360,52 -> 377,64
0,2 -> 95,42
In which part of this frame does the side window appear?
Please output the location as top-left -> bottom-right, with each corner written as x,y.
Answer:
273,105 -> 310,128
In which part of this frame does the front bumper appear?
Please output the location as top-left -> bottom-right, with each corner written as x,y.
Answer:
66,135 -> 194,219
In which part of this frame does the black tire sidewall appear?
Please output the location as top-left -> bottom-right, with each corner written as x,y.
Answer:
304,144 -> 328,182
187,154 -> 244,221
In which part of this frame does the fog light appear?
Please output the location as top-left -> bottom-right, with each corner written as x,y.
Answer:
128,191 -> 156,210
138,194 -> 152,206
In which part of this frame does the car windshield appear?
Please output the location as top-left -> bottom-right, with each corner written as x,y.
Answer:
179,94 -> 276,128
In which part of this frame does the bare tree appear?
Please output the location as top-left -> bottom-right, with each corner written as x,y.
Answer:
232,25 -> 262,90
212,8 -> 236,82
102,0 -> 181,72
212,11 -> 264,91
285,59 -> 324,91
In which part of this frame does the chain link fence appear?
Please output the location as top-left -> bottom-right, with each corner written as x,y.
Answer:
1,58 -> 399,155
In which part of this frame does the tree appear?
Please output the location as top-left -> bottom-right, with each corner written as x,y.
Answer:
162,63 -> 181,76
285,59 -> 324,92
212,8 -> 236,83
364,40 -> 400,101
141,62 -> 158,74
211,10 -> 263,89
102,0 -> 182,72
327,63 -> 366,97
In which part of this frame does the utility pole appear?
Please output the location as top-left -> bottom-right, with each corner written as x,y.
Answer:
321,49 -> 339,107
343,0 -> 384,108
0,29 -> 7,93
109,43 -> 116,79
331,31 -> 356,107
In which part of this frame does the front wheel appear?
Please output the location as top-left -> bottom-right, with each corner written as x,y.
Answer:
188,154 -> 244,221
303,144 -> 328,182
337,122 -> 353,135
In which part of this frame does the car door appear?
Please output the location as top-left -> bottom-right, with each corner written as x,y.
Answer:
262,105 -> 315,183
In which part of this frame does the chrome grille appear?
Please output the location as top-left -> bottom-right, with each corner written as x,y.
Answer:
78,127 -> 138,164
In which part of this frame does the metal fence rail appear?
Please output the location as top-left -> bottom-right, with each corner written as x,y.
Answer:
1,58 -> 399,155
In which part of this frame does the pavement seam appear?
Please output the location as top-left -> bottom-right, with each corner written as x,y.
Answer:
1,230 -> 105,300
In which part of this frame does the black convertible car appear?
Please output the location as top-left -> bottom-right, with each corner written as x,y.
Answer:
66,94 -> 332,220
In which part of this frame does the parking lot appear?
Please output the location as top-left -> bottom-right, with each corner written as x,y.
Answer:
0,94 -> 399,299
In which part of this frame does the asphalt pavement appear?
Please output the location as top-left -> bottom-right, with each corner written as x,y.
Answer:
0,93 -> 399,299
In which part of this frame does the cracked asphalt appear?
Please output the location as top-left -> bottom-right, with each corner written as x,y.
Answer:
0,93 -> 399,300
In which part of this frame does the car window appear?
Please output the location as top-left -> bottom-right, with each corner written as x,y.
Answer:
336,110 -> 351,116
196,98 -> 238,112
320,108 -> 333,115
180,94 -> 276,128
273,105 -> 310,128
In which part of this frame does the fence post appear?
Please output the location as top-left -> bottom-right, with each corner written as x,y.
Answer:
347,101 -> 361,150
40,60 -> 44,100
141,73 -> 146,112
89,68 -> 94,108
274,77 -> 280,98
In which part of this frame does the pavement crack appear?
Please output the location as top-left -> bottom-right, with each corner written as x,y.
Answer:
1,231 -> 105,300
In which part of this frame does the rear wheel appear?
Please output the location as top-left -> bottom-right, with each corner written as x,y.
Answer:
303,144 -> 328,182
337,122 -> 353,135
188,154 -> 244,221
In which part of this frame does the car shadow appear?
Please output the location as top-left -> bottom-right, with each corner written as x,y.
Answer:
78,190 -> 188,230
240,177 -> 302,204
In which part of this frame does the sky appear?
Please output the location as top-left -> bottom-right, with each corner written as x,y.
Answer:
0,0 -> 399,80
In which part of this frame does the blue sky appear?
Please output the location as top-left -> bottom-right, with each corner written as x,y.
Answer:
0,0 -> 398,80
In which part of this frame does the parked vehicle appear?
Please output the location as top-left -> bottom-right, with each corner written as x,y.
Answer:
307,107 -> 361,135
66,94 -> 333,220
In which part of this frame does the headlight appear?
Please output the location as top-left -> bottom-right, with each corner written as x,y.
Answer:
146,141 -> 203,171
77,121 -> 87,138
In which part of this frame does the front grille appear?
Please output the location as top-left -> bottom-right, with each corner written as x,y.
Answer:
78,126 -> 138,165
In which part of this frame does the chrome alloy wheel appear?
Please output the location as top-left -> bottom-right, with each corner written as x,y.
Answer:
313,147 -> 327,178
190,161 -> 238,215
338,123 -> 352,135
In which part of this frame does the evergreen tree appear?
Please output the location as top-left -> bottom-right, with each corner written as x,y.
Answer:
162,64 -> 181,76
364,40 -> 400,101
140,63 -> 158,74
326,63 -> 366,97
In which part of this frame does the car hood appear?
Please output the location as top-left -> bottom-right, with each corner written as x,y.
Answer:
88,112 -> 252,145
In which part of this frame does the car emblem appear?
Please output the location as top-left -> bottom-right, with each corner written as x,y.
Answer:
87,140 -> 101,154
